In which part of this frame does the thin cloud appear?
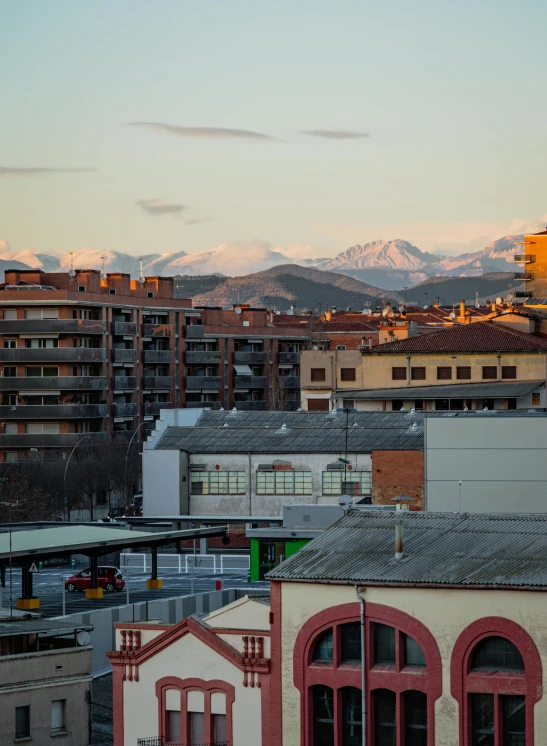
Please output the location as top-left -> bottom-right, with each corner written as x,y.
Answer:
298,129 -> 370,140
0,166 -> 98,176
128,122 -> 275,141
136,199 -> 186,218
184,216 -> 212,225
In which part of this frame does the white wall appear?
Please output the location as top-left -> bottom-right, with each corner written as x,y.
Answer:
425,416 -> 547,512
143,449 -> 187,515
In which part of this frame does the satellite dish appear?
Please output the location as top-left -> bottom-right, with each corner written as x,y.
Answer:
449,312 -> 456,319
339,494 -> 352,510
382,308 -> 389,317
235,307 -> 242,315
68,268 -> 76,278
76,630 -> 91,646
496,297 -> 503,305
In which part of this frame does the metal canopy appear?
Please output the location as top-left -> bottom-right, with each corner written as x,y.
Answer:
0,524 -> 226,562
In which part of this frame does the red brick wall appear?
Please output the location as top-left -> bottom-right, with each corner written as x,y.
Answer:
371,450 -> 424,510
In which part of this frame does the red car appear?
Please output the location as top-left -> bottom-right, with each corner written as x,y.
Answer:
65,566 -> 125,593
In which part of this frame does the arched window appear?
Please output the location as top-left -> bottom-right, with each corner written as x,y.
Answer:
294,602 -> 442,746
451,619 -> 542,746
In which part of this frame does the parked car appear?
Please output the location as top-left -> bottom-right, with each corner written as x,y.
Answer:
104,506 -> 128,522
64,566 -> 125,593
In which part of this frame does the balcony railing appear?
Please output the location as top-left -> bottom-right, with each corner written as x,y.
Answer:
233,351 -> 266,363
112,348 -> 137,363
186,376 -> 222,390
0,432 -> 108,448
233,400 -> 267,410
0,376 -> 107,391
279,375 -> 300,388
0,348 -> 106,363
113,321 -> 137,336
143,350 -> 172,364
137,738 -> 228,746
112,376 -> 137,389
185,401 -> 220,409
514,254 -> 536,264
143,323 -> 173,337
515,290 -> 533,298
0,319 -> 105,334
112,403 -> 138,417
143,376 -> 172,389
0,404 -> 107,419
234,375 -> 267,388
185,351 -> 221,364
143,402 -> 174,416
185,325 -> 205,338
278,351 -> 300,364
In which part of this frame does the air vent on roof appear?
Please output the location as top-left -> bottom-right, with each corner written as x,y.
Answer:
275,423 -> 291,435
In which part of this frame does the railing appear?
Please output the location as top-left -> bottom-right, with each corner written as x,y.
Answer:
185,325 -> 205,338
514,254 -> 536,263
515,290 -> 533,298
233,351 -> 266,363
185,351 -> 221,364
0,319 -> 105,334
0,404 -> 107,419
113,402 -> 138,417
113,321 -> 137,335
121,552 -> 250,575
143,350 -> 172,364
112,348 -> 137,363
0,376 -> 107,391
112,376 -> 137,389
143,402 -> 174,415
0,348 -> 106,362
278,351 -> 300,364
514,272 -> 532,281
186,376 -> 222,390
137,739 -> 228,746
234,376 -> 267,388
233,400 -> 267,411
279,376 -> 300,388
185,401 -> 220,409
143,376 -> 173,389
143,323 -> 173,337
0,432 -> 108,447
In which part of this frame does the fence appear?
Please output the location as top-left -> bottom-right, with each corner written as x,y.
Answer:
120,552 -> 250,575
70,505 -> 109,522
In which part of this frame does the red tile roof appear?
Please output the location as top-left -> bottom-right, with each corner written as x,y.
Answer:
370,321 -> 547,354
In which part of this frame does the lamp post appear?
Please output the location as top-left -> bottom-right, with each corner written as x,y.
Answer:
63,436 -> 93,522
124,421 -> 145,508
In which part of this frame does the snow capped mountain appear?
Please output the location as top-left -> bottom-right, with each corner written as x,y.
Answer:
317,239 -> 440,272
164,241 -> 291,276
0,249 -> 60,272
428,235 -> 522,276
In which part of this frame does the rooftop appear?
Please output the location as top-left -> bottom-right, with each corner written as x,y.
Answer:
268,509 -> 547,588
337,379 -> 545,401
0,619 -> 93,637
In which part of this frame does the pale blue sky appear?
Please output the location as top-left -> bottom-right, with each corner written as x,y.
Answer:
1,0 -> 546,261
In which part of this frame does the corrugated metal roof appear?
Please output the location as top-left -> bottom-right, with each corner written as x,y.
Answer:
339,380 -> 544,400
268,510 -> 547,588
195,410 -> 424,429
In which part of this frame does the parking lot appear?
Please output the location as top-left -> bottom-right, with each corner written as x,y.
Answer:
0,565 -> 269,618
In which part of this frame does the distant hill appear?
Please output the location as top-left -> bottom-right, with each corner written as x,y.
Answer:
407,272 -> 521,306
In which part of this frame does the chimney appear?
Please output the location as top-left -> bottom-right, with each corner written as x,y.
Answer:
325,308 -> 332,321
368,337 -> 373,349
268,309 -> 274,323
491,300 -> 496,313
459,299 -> 465,317
395,517 -> 404,560
433,300 -> 439,308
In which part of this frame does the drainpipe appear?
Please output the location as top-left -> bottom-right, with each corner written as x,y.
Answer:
248,453 -> 252,516
355,585 -> 366,746
497,351 -> 501,381
407,354 -> 411,387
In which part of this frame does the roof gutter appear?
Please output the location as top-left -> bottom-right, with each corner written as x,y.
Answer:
271,578 -> 547,592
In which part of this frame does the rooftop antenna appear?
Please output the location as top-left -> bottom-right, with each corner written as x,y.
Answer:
475,290 -> 480,309
139,259 -> 145,287
68,252 -> 75,280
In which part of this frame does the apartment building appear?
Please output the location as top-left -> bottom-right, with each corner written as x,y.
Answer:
515,227 -> 547,300
0,269 -> 192,463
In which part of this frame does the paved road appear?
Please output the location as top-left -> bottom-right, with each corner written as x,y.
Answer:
0,565 -> 269,618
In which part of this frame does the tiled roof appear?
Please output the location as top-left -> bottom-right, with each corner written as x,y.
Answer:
370,321 -> 547,354
337,380 -> 545,401
268,510 -> 547,588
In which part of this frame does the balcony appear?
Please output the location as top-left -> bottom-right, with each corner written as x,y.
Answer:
235,375 -> 267,388
233,351 -> 266,364
112,348 -> 137,363
185,325 -> 205,338
515,290 -> 533,298
185,351 -> 221,364
514,272 -> 532,281
112,403 -> 138,417
279,351 -> 300,364
143,376 -> 172,389
142,323 -> 173,337
112,376 -> 137,390
143,402 -> 174,416
0,432 -> 108,448
279,375 -> 300,388
0,319 -> 105,334
185,401 -> 220,409
0,348 -> 106,363
112,321 -> 137,335
0,404 -> 107,419
137,738 -> 228,746
186,376 -> 222,390
143,350 -> 172,364
233,400 -> 267,411
0,376 -> 107,391
514,254 -> 536,264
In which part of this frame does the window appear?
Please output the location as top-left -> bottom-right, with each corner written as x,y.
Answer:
322,471 -> 371,496
437,366 -> 452,380
78,285 -> 86,292
312,686 -> 334,746
147,291 -> 155,298
158,679 -> 234,746
25,423 -> 60,434
502,696 -> 525,745
25,366 -> 58,377
482,366 -> 497,380
213,714 -> 227,742
311,368 -> 326,382
16,705 -> 30,739
3,339 -> 16,348
256,470 -> 312,495
411,367 -> 426,380
25,338 -> 58,348
308,399 -> 330,411
51,699 -> 65,733
167,710 -> 181,743
342,688 -> 362,746
4,309 -> 17,320
374,689 -> 395,746
3,366 -> 16,377
532,392 -> 541,406
313,629 -> 334,662
109,288 -> 117,295
190,471 -> 245,495
404,691 -> 427,746
25,308 -> 58,319
373,623 -> 395,665
4,423 -> 17,434
471,693 -> 494,745
391,367 -> 406,380
341,623 -> 361,663
336,345 -> 347,351
391,400 -> 405,411
472,636 -> 524,671
456,366 -> 471,380
340,368 -> 356,382
189,712 -> 205,744
502,366 -> 517,379
405,635 -> 426,667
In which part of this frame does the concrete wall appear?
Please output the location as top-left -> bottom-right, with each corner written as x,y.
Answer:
279,581 -> 547,746
425,416 -> 547,512
143,448 -> 188,515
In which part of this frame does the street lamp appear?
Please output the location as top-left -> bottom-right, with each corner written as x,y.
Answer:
124,420 -> 145,508
63,436 -> 93,522
0,468 -> 19,617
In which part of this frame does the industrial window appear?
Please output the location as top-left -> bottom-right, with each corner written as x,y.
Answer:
472,637 -> 524,671
470,694 -> 525,746
482,366 -> 497,380
256,470 -> 312,495
190,471 -> 245,495
311,368 -> 326,382
373,623 -> 396,665
322,471 -> 371,496
374,689 -> 396,746
51,700 -> 65,733
341,687 -> 362,746
456,366 -> 471,380
391,367 -> 406,380
341,623 -> 361,663
312,686 -> 334,746
502,365 -> 517,379
404,691 -> 427,746
437,366 -> 452,380
340,368 -> 356,381
404,635 -> 426,666
313,629 -> 334,662
410,367 -> 426,380
15,705 -> 30,739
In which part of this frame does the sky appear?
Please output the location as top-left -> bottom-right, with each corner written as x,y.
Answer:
1,0 -> 547,265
